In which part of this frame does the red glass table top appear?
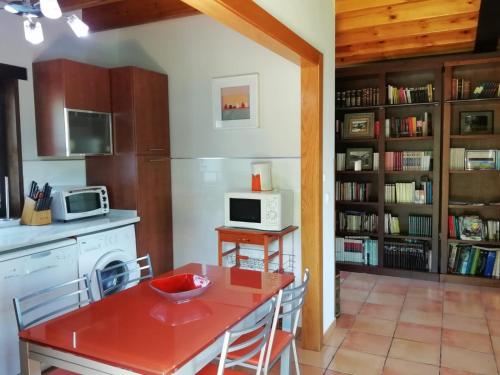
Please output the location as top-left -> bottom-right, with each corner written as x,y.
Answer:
19,263 -> 294,375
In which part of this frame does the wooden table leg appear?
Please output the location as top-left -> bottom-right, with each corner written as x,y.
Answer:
263,236 -> 269,272
19,341 -> 41,375
279,236 -> 284,272
218,237 -> 223,266
235,242 -> 240,267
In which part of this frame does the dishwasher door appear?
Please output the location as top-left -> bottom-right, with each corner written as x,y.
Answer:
0,240 -> 78,375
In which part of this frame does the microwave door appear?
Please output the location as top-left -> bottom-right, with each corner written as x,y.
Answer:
65,192 -> 101,214
229,198 -> 261,224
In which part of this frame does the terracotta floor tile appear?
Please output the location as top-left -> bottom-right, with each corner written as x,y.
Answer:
442,328 -> 493,353
445,290 -> 482,303
482,293 -> 500,310
347,273 -> 380,283
351,315 -> 396,337
484,307 -> 500,321
441,345 -> 498,375
442,314 -> 489,335
440,368 -> 483,375
388,338 -> 440,365
394,321 -> 441,344
341,278 -> 375,291
444,283 -> 481,293
323,327 -> 348,348
383,357 -> 439,375
488,319 -> 500,336
340,299 -> 364,315
399,309 -> 442,327
403,297 -> 442,313
340,288 -> 370,302
406,286 -> 443,301
372,283 -> 408,295
329,348 -> 385,375
412,279 -> 442,288
491,336 -> 500,354
358,302 -> 401,321
377,275 -> 411,286
340,271 -> 350,280
335,314 -> 356,329
341,331 -> 392,356
297,344 -> 337,369
269,362 -> 327,375
366,292 -> 405,307
444,300 -> 485,318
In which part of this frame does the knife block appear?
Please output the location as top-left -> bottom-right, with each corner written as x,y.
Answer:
21,198 -> 52,226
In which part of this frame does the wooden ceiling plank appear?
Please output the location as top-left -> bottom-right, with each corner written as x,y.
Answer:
59,0 -> 123,12
336,0 -> 480,32
336,28 -> 476,58
82,0 -> 199,32
336,12 -> 478,47
336,0 -> 423,15
474,0 -> 500,52
337,42 -> 474,66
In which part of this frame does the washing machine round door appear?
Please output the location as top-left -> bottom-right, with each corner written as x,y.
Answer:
89,251 -> 140,300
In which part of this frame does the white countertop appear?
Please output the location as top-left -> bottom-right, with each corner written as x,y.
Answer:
0,209 -> 140,254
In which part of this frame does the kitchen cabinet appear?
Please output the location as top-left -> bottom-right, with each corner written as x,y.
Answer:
33,59 -> 111,156
86,67 -> 173,274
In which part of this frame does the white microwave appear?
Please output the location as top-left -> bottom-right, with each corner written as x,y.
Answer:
224,190 -> 293,231
51,186 -> 110,221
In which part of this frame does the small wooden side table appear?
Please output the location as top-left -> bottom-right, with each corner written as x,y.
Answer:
215,226 -> 299,272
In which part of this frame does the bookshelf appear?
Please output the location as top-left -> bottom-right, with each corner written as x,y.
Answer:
335,60 -> 442,281
441,56 -> 500,285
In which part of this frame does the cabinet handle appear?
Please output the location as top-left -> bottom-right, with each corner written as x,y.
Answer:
149,158 -> 168,163
149,148 -> 165,151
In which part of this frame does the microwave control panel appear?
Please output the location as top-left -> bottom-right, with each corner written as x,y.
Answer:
265,197 -> 279,225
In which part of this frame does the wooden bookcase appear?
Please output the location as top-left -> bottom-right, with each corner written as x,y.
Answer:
440,56 -> 500,286
335,59 -> 442,281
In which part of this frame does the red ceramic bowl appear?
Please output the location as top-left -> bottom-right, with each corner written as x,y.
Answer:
150,273 -> 211,303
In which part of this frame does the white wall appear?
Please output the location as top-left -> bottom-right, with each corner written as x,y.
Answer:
252,0 -> 336,332
0,12 -> 120,190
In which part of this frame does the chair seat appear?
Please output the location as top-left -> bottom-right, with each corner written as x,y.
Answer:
46,369 -> 78,375
227,329 -> 293,366
197,363 -> 248,374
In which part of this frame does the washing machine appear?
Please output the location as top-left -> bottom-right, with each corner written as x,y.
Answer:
77,225 -> 139,300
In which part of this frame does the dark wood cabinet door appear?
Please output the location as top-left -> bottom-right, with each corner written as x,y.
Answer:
136,155 -> 173,275
63,60 -> 111,112
132,69 -> 170,155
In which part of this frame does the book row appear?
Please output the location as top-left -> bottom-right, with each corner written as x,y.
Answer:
384,240 -> 431,271
451,78 -> 500,100
387,83 -> 434,105
408,215 -> 432,237
335,181 -> 373,202
335,237 -> 378,266
448,215 -> 500,242
384,113 -> 432,138
385,151 -> 432,171
384,180 -> 432,204
450,148 -> 500,171
384,213 -> 400,235
336,88 -> 380,108
448,244 -> 500,278
337,211 -> 378,233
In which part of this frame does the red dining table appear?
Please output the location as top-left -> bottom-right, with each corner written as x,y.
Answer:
18,263 -> 295,375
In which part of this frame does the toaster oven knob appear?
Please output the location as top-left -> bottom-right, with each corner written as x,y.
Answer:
101,189 -> 106,195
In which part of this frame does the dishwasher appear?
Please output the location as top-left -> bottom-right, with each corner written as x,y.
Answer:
0,239 -> 79,375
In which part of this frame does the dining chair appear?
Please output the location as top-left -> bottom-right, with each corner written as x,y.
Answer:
226,268 -> 310,375
96,254 -> 154,299
197,292 -> 280,375
13,275 -> 92,375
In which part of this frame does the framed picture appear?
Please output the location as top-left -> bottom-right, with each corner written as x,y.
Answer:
459,111 -> 493,135
212,74 -> 259,129
465,150 -> 496,170
343,112 -> 375,139
346,148 -> 373,171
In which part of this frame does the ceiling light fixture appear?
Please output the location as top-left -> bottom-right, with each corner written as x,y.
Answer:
1,0 -> 90,43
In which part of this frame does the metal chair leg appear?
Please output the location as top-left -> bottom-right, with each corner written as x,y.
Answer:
292,339 -> 300,375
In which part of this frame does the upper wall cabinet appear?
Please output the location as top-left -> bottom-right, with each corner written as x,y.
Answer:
33,59 -> 112,157
111,67 -> 170,156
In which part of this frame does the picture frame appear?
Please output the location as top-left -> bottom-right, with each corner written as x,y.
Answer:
459,111 -> 493,135
346,148 -> 374,171
212,73 -> 259,129
343,112 -> 375,139
465,150 -> 496,170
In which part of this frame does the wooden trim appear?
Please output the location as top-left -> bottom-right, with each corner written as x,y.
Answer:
59,0 -> 123,11
474,0 -> 500,53
0,63 -> 27,81
179,0 -> 325,350
337,263 -> 440,282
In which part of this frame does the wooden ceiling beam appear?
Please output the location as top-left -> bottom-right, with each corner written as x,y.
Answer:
336,0 -> 480,32
474,0 -> 500,52
336,0 -> 424,15
58,0 -> 123,12
82,0 -> 199,32
336,12 -> 478,47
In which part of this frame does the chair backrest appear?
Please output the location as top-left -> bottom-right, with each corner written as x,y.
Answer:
279,268 -> 310,335
217,292 -> 281,375
96,254 -> 154,299
13,275 -> 92,331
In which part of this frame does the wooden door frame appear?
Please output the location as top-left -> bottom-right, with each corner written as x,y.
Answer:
180,0 -> 324,350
